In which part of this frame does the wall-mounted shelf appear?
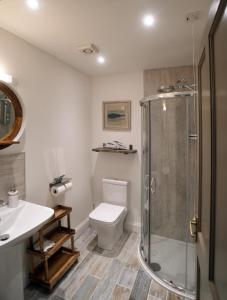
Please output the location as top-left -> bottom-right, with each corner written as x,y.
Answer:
92,147 -> 137,154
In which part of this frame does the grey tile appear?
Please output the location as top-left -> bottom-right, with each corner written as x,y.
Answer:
118,266 -> 137,289
149,280 -> 167,299
129,268 -> 151,300
88,253 -> 112,278
50,296 -> 65,300
75,226 -> 97,251
72,275 -> 99,300
24,284 -> 52,300
118,233 -> 139,265
90,259 -> 124,300
110,285 -> 131,300
57,252 -> 98,299
166,291 -> 185,300
88,231 -> 130,258
147,295 -> 162,300
0,153 -> 25,200
26,231 -> 173,300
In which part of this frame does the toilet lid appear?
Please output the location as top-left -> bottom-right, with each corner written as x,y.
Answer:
89,202 -> 126,224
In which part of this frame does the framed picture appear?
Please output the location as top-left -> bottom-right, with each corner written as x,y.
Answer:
103,101 -> 131,131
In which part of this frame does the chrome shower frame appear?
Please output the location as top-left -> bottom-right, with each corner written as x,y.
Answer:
140,90 -> 195,105
139,90 -> 197,300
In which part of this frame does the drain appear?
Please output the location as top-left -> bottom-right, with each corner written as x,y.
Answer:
0,234 -> 10,241
150,262 -> 161,272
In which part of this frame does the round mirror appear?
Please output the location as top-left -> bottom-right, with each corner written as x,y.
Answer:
0,82 -> 23,149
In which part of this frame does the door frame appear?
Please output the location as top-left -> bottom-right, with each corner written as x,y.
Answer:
197,0 -> 227,299
208,0 -> 227,298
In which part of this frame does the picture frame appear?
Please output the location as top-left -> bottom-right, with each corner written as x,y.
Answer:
103,101 -> 131,131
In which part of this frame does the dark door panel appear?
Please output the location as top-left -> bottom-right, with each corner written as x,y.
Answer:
197,1 -> 227,299
209,0 -> 227,298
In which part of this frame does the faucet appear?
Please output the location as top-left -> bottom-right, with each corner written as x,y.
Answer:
0,199 -> 8,207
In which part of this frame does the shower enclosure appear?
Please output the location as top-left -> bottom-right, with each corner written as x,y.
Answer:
139,91 -> 197,299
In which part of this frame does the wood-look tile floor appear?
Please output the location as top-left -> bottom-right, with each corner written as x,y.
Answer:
25,227 -> 185,300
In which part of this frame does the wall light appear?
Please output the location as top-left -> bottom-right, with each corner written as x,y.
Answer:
143,15 -> 155,27
26,0 -> 39,10
0,73 -> 13,84
97,56 -> 106,64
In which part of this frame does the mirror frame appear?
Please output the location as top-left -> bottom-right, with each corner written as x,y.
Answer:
0,81 -> 23,149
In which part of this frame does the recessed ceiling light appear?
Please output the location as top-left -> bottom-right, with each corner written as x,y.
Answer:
26,0 -> 39,10
97,56 -> 106,64
143,15 -> 155,27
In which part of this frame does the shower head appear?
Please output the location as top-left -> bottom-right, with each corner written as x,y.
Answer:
175,79 -> 195,91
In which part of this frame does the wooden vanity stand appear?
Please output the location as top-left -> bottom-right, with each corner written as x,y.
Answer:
27,205 -> 80,290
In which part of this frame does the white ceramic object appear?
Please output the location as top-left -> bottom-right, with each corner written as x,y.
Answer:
89,178 -> 128,250
0,199 -> 54,249
8,189 -> 19,208
0,200 -> 54,300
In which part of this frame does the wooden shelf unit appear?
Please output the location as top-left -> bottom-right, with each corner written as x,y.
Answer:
92,147 -> 137,154
30,247 -> 79,289
27,205 -> 79,290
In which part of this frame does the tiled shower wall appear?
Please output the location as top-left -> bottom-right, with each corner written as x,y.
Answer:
0,153 -> 25,201
143,66 -> 197,241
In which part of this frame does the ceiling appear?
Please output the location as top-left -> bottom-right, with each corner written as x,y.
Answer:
0,0 -> 211,76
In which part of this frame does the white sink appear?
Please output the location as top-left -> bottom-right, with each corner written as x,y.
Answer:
0,200 -> 54,300
0,200 -> 54,248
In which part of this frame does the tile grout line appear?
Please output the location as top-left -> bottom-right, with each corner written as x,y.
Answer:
107,260 -> 128,300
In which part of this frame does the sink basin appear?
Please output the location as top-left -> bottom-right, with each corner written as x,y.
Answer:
0,200 -> 54,249
0,200 -> 54,300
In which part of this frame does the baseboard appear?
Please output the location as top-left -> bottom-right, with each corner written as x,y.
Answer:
125,222 -> 141,233
75,217 -> 90,238
74,218 -> 140,236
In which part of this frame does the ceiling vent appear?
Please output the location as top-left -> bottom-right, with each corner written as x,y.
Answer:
78,43 -> 99,55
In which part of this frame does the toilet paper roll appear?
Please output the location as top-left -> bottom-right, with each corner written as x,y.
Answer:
50,180 -> 73,198
50,184 -> 66,198
64,181 -> 72,190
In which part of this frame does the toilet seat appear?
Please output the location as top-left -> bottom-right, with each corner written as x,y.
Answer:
89,202 -> 126,225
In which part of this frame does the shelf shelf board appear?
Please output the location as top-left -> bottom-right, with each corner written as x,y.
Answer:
92,147 -> 137,154
27,226 -> 75,258
41,205 -> 72,230
30,247 -> 79,289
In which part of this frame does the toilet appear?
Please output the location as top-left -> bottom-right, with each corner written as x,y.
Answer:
89,178 -> 128,250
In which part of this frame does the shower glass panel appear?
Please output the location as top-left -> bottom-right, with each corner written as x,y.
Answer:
141,101 -> 150,263
140,92 -> 196,299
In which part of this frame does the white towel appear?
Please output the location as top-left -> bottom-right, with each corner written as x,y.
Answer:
34,238 -> 55,252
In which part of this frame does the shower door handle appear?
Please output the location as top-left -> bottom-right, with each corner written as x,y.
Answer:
190,217 -> 197,239
145,174 -> 150,192
150,176 -> 156,194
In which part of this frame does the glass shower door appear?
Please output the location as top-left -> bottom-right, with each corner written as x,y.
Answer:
149,97 -> 189,290
140,93 -> 197,298
141,101 -> 150,263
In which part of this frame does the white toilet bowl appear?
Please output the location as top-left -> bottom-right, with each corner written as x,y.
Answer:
89,202 -> 127,250
89,178 -> 128,250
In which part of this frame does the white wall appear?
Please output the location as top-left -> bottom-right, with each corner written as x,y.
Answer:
0,28 -> 143,232
91,72 -> 143,230
0,28 -> 92,228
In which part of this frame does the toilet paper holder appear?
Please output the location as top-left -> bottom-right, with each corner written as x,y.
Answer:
49,175 -> 72,189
